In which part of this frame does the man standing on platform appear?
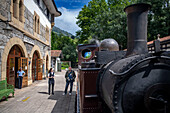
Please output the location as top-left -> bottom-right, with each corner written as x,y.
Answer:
63,67 -> 76,95
17,67 -> 25,89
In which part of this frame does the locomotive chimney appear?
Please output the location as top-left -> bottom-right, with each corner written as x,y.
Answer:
124,3 -> 151,57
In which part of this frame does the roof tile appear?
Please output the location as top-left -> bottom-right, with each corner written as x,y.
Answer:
51,50 -> 62,57
147,36 -> 170,45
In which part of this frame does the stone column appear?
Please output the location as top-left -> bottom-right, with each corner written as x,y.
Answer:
20,4 -> 25,22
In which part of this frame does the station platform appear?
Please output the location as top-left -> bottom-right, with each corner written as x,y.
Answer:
0,70 -> 77,113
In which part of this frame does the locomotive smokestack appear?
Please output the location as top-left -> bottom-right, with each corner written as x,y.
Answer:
124,3 -> 151,57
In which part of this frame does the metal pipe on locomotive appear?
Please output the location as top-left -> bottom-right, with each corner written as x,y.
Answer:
77,3 -> 170,113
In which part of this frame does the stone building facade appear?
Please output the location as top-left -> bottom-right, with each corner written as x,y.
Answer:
0,0 -> 61,87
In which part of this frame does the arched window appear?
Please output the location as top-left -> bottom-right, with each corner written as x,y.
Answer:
13,0 -> 17,18
37,19 -> 40,34
34,12 -> 40,34
34,16 -> 36,32
19,0 -> 22,21
12,0 -> 25,22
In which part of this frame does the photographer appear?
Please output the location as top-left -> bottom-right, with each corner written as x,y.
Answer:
63,67 -> 76,95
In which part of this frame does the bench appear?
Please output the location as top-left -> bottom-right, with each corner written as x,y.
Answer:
0,79 -> 14,101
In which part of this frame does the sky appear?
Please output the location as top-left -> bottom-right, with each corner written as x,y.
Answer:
54,0 -> 91,35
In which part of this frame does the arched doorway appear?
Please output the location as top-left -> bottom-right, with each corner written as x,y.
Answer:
32,51 -> 43,82
7,45 -> 28,88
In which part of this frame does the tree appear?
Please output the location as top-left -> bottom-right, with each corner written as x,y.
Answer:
91,0 -> 133,48
76,0 -> 132,49
76,0 -> 170,49
51,32 -> 78,66
76,0 -> 106,44
51,31 -> 57,50
141,0 -> 170,41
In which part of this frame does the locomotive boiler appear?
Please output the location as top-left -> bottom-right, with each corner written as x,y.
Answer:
77,3 -> 170,113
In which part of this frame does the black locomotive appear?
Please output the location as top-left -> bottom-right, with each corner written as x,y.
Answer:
77,3 -> 170,113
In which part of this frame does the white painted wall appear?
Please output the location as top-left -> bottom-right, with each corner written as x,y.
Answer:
24,0 -> 51,29
51,57 -> 61,72
55,59 -> 57,72
56,58 -> 61,72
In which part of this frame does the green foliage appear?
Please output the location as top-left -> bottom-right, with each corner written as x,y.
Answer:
76,0 -> 170,49
128,0 -> 170,41
52,26 -> 73,37
51,32 -> 78,66
76,0 -> 105,44
51,32 -> 57,50
76,0 -> 132,49
138,0 -> 170,41
61,62 -> 69,70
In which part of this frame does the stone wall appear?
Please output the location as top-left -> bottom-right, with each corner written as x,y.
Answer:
24,7 -> 47,42
39,24 -> 46,42
0,0 -> 10,19
0,0 -> 50,44
24,8 -> 34,35
0,22 -> 24,61
24,36 -> 34,54
0,0 -> 11,62
0,0 -> 51,81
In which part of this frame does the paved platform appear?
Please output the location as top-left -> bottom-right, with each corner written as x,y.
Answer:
0,70 -> 77,113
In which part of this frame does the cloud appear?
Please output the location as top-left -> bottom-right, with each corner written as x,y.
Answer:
54,7 -> 81,35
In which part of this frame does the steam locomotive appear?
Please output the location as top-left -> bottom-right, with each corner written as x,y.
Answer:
77,3 -> 170,113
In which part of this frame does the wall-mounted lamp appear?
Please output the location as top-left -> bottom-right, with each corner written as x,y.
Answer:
43,45 -> 51,51
43,45 -> 47,50
0,12 -> 12,31
48,47 -> 51,51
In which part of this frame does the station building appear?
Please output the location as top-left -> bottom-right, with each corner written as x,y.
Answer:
51,50 -> 62,72
148,36 -> 170,52
0,0 -> 61,88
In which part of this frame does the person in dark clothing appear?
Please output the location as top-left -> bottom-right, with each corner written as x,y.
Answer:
17,67 -> 25,89
48,68 -> 55,95
63,67 -> 76,95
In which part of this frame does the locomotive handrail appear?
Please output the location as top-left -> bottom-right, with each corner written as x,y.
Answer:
77,79 -> 80,113
85,94 -> 98,98
109,56 -> 170,76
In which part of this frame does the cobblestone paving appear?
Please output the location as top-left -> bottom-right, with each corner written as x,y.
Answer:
0,70 -> 77,113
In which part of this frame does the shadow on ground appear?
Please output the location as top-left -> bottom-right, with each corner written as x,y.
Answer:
38,92 -> 49,94
44,91 -> 76,113
0,95 -> 14,102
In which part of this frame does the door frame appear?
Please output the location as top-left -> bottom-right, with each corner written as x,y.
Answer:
7,45 -> 23,87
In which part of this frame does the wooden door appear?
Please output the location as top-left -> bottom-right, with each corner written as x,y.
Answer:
37,59 -> 43,80
32,51 -> 39,82
18,57 -> 28,87
46,56 -> 49,78
7,56 -> 15,86
32,59 -> 37,82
